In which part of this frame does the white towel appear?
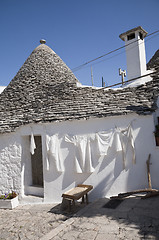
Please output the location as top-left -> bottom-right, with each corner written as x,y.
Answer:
30,133 -> 36,155
96,130 -> 114,155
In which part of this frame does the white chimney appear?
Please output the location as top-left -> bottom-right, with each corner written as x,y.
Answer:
119,26 -> 148,80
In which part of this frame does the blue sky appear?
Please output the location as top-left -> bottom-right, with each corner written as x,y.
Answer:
0,0 -> 159,87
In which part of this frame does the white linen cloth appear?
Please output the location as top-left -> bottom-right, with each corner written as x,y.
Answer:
64,122 -> 135,172
65,135 -> 83,173
30,133 -> 36,155
65,134 -> 95,173
95,129 -> 114,155
46,134 -> 64,173
85,137 -> 95,173
113,129 -> 123,152
45,135 -> 50,171
119,124 -> 136,169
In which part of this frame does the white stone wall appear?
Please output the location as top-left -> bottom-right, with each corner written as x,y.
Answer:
0,133 -> 21,195
1,113 -> 159,203
20,113 -> 159,203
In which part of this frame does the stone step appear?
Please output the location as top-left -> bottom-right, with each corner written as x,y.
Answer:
19,195 -> 44,205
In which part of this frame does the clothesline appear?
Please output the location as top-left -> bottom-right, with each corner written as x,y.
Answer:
29,122 -> 136,173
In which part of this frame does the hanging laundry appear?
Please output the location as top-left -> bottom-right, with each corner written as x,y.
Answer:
65,135 -> 84,173
95,129 -> 114,156
46,135 -> 50,152
65,134 -> 95,173
113,129 -> 122,152
30,132 -> 36,155
119,123 -> 136,169
64,122 -> 135,172
47,134 -> 64,173
45,135 -> 50,171
85,137 -> 95,173
128,124 -> 136,165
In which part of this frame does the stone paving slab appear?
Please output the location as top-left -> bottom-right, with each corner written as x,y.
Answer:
49,197 -> 159,240
0,201 -> 85,240
1,196 -> 159,240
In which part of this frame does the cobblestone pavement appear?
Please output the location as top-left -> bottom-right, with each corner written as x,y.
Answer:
1,196 -> 159,240
49,197 -> 159,240
0,201 -> 84,240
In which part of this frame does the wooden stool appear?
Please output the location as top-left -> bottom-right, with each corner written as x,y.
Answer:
62,184 -> 93,211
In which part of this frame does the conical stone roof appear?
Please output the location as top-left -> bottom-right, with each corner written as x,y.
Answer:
0,43 -> 80,133
0,44 -> 159,134
147,49 -> 159,70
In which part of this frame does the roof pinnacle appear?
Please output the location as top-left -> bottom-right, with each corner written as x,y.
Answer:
40,39 -> 46,44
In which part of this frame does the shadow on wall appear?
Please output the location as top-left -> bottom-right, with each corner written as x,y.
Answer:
61,139 -> 92,190
61,131 -> 137,199
44,121 -> 146,201
61,133 -> 123,192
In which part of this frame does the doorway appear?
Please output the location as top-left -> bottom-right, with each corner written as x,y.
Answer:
31,135 -> 44,187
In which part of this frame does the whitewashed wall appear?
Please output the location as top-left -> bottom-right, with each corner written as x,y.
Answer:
0,133 -> 21,195
0,113 -> 159,203
21,113 -> 159,202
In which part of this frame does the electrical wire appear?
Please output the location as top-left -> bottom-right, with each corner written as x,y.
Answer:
72,32 -> 159,73
71,30 -> 159,72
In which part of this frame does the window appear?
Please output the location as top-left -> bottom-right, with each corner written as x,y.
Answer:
127,33 -> 135,41
139,32 -> 143,40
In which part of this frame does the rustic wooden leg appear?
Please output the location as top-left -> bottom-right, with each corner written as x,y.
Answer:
61,198 -> 69,211
86,193 -> 88,204
68,200 -> 71,212
82,195 -> 85,204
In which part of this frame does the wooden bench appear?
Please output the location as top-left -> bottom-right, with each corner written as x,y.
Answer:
62,184 -> 93,211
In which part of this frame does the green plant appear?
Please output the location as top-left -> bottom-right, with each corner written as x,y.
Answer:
0,191 -> 17,200
154,124 -> 159,137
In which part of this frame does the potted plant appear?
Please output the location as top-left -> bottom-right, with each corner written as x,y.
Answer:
154,124 -> 159,146
0,191 -> 19,209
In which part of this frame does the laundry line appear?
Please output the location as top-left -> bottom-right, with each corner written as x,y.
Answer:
29,122 -> 136,173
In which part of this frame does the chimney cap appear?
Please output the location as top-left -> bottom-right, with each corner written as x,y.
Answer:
40,39 -> 46,44
119,26 -> 148,41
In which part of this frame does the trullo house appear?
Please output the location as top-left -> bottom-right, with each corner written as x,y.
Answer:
0,26 -> 159,203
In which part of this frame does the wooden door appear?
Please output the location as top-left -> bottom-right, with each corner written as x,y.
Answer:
31,136 -> 43,187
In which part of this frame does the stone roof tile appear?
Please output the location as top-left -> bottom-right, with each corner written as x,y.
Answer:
0,44 -> 159,133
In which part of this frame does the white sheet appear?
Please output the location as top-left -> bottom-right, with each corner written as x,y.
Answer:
95,129 -> 114,155
47,134 -> 64,173
65,134 -> 95,173
120,124 -> 136,169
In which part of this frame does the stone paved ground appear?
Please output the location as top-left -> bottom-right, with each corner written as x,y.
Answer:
1,196 -> 159,240
0,201 -> 85,240
49,197 -> 159,240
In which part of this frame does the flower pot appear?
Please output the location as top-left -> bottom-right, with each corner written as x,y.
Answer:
155,136 -> 159,146
0,196 -> 19,209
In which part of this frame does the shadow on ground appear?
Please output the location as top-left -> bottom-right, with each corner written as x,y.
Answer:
49,195 -> 159,239
48,201 -> 88,217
